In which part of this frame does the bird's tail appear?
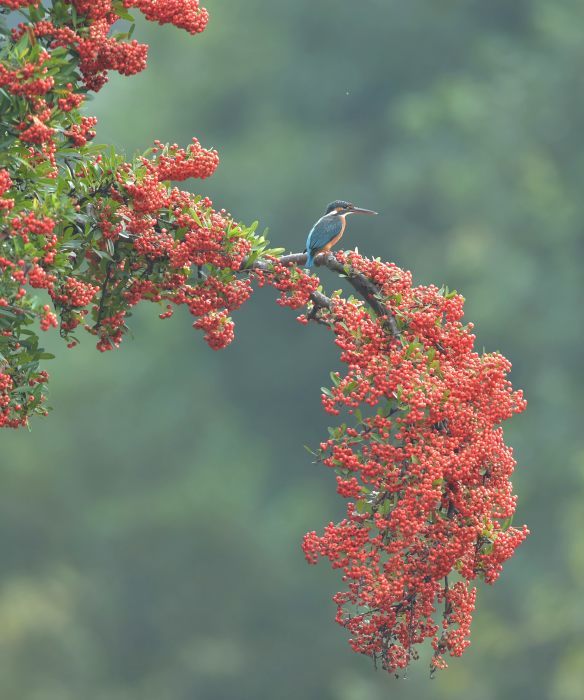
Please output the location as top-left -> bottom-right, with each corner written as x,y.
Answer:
305,250 -> 314,269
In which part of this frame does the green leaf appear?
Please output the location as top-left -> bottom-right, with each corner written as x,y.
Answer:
356,499 -> 368,514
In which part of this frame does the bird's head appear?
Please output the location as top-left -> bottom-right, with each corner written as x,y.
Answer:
325,200 -> 378,217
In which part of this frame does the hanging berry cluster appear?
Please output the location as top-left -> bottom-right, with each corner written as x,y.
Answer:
0,0 -> 527,676
298,252 -> 527,674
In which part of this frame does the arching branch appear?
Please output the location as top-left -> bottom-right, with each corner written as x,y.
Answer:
244,251 -> 401,339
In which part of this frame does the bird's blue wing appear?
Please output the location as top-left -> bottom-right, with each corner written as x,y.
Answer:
306,216 -> 342,256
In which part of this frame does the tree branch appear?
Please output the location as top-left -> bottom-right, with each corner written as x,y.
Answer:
93,240 -> 119,331
245,251 -> 401,339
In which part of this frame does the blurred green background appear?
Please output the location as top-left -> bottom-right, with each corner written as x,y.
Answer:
2,0 -> 584,697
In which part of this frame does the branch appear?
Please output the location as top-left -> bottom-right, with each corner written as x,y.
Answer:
245,251 -> 401,339
93,240 -> 119,331
307,290 -> 332,326
316,252 -> 401,339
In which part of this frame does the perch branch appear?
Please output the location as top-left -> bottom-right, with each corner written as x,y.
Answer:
244,251 -> 401,339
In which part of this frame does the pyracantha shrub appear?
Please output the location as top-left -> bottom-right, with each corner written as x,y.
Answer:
0,0 -> 527,675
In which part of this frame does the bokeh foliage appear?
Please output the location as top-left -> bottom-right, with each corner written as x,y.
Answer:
1,0 -> 583,698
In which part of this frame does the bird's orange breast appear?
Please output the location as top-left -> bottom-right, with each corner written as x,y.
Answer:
320,216 -> 346,253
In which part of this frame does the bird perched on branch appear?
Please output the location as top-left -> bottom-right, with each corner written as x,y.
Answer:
304,200 -> 377,268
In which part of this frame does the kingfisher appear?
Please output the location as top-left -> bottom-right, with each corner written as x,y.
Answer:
304,200 -> 378,268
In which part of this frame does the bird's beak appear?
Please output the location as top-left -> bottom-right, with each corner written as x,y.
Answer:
351,206 -> 378,215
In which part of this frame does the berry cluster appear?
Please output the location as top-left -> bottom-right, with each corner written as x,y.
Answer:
1,0 -> 39,10
299,252 -> 527,674
258,258 -> 320,310
153,139 -> 219,182
124,0 -> 209,36
0,169 -> 14,212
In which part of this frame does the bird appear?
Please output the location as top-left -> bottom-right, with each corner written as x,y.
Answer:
304,200 -> 378,268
